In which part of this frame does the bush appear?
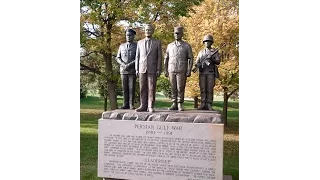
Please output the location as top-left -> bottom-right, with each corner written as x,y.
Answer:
156,75 -> 171,98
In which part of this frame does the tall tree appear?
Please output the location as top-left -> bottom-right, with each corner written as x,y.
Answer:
80,0 -> 204,110
181,0 -> 239,126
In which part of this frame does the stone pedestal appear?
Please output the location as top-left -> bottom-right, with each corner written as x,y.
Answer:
103,175 -> 232,180
223,175 -> 232,180
101,109 -> 222,123
98,109 -> 224,180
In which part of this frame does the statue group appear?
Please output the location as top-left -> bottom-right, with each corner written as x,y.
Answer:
116,24 -> 220,112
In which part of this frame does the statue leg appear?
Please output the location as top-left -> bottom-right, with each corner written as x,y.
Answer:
147,73 -> 157,112
177,73 -> 187,111
168,73 -> 178,110
206,74 -> 215,110
128,74 -> 136,109
198,74 -> 207,110
136,73 -> 148,111
121,74 -> 129,109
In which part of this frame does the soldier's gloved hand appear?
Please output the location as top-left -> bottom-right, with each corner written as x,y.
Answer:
164,71 -> 169,77
196,62 -> 201,68
121,63 -> 126,69
156,71 -> 160,77
186,71 -> 191,77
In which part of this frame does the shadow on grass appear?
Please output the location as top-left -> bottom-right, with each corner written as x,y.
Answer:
80,132 -> 99,180
81,123 -> 98,129
223,140 -> 239,180
206,101 -> 237,109
81,112 -> 101,121
81,96 -> 105,103
81,112 -> 100,131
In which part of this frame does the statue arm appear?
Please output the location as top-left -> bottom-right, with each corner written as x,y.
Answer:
192,52 -> 201,73
116,46 -> 125,66
187,44 -> 194,73
195,52 -> 202,67
212,51 -> 221,65
163,45 -> 170,77
127,48 -> 136,67
135,43 -> 140,73
164,46 -> 169,72
127,60 -> 135,68
157,41 -> 162,75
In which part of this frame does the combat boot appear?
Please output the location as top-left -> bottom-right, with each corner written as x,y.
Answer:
168,102 -> 178,110
178,103 -> 184,111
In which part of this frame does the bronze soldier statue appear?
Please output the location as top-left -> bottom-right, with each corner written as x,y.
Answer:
194,34 -> 220,110
164,26 -> 193,111
135,24 -> 162,113
116,29 -> 137,109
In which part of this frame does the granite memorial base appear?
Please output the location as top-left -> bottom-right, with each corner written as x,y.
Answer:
98,109 -> 229,180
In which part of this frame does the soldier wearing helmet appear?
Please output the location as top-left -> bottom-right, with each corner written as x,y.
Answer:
194,34 -> 220,110
164,26 -> 193,111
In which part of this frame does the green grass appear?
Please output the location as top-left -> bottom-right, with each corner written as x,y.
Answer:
80,96 -> 239,180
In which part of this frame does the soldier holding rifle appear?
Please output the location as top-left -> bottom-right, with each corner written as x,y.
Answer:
193,34 -> 221,110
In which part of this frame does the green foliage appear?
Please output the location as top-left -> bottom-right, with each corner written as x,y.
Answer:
156,75 -> 171,98
98,81 -> 107,98
80,0 -> 205,109
230,91 -> 239,100
181,0 -> 239,99
80,82 -> 88,99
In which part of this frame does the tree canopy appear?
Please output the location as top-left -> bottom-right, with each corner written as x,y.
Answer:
181,0 -> 239,99
80,0 -> 204,110
80,0 -> 239,123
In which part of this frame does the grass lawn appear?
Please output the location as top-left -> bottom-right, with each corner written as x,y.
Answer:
80,96 -> 239,180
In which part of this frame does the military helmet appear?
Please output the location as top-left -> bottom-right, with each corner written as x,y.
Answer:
203,34 -> 214,42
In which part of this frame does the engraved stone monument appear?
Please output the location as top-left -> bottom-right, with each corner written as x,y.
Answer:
98,110 -> 229,180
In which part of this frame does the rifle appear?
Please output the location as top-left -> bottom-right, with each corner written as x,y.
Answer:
192,43 -> 226,73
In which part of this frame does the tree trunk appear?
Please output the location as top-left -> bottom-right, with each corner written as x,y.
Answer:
104,96 -> 108,111
223,88 -> 228,127
193,97 -> 198,109
104,22 -> 118,110
223,87 -> 238,127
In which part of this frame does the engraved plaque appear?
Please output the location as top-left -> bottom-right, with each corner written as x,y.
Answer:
98,120 -> 224,180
